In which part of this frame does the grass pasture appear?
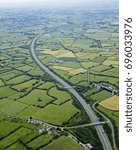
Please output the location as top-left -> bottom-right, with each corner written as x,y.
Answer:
17,106 -> 40,118
82,61 -> 99,69
0,127 -> 31,150
32,101 -> 79,125
0,79 -> 5,87
5,142 -> 24,150
0,99 -> 28,116
12,79 -> 38,91
41,136 -> 82,150
0,72 -> 20,81
90,90 -> 111,101
17,65 -> 32,71
0,86 -> 16,97
27,134 -> 53,149
0,121 -> 20,139
89,65 -> 111,72
28,68 -> 45,76
18,89 -> 53,107
49,87 -> 71,105
59,62 -> 81,68
37,82 -> 55,90
6,75 -> 31,85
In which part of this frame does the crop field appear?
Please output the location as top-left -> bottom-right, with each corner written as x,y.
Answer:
76,52 -> 99,60
103,60 -> 119,66
52,66 -> 74,71
56,51 -> 75,58
100,95 -> 119,110
41,49 -> 66,56
68,68 -> 87,75
53,66 -> 87,75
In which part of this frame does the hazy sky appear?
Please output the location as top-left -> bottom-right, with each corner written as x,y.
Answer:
0,0 -> 118,8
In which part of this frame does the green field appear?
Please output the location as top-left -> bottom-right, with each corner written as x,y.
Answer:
32,101 -> 79,125
0,127 -> 31,149
0,99 -> 28,116
17,106 -> 41,118
5,142 -> 24,150
27,134 -> 53,149
0,121 -> 20,139
12,79 -> 39,91
48,87 -> 71,105
41,136 -> 82,150
5,75 -> 31,85
18,89 -> 53,107
90,90 -> 112,101
0,87 -> 16,97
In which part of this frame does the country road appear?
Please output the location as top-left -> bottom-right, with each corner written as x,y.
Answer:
29,34 -> 113,150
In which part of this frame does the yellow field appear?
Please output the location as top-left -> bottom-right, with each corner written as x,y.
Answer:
56,51 -> 75,58
68,68 -> 87,75
100,95 -> 119,110
101,43 -> 114,47
53,66 -> 73,71
82,62 -> 99,69
103,60 -> 119,66
76,52 -> 99,60
53,66 -> 86,75
41,49 -> 75,58
107,56 -> 118,60
41,49 -> 65,56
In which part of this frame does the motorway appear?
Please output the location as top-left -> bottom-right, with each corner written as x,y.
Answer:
30,34 -> 113,150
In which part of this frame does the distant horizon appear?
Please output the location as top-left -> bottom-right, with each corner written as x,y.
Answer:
0,0 -> 118,8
